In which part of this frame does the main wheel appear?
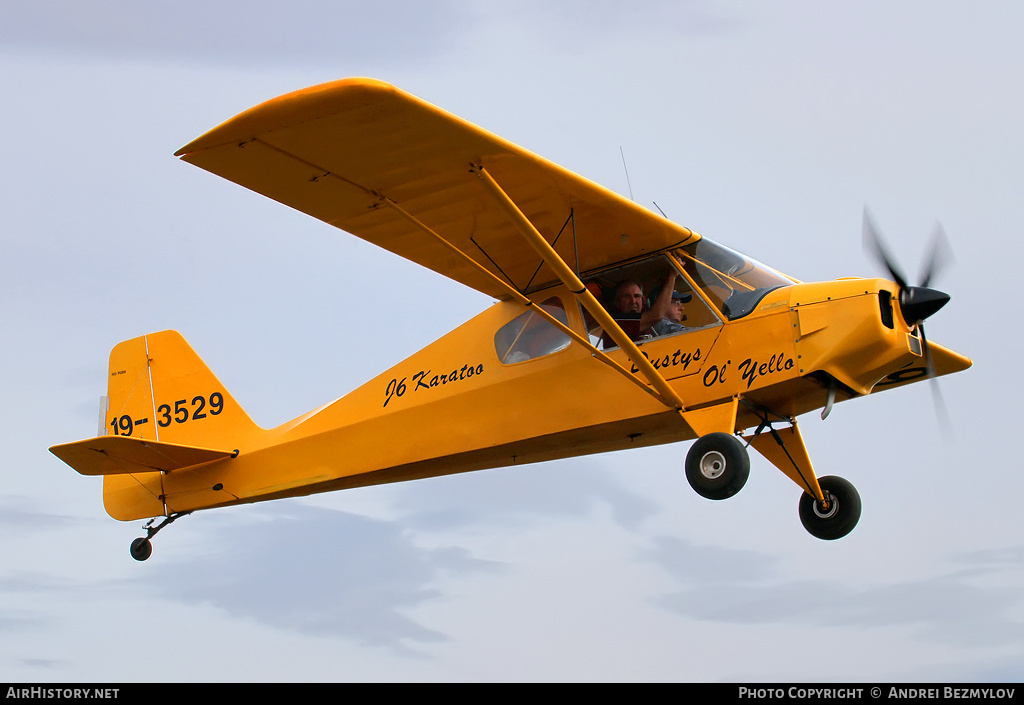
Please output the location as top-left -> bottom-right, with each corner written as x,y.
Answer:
685,432 -> 750,500
130,537 -> 153,562
799,475 -> 861,540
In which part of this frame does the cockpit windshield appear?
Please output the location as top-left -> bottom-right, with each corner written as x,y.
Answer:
675,239 -> 795,320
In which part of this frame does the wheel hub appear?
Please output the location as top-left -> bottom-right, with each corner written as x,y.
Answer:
699,450 -> 727,480
812,492 -> 839,520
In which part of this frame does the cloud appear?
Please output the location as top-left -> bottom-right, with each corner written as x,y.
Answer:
650,537 -> 1024,650
0,495 -> 85,534
0,613 -> 47,633
0,0 -> 742,71
99,458 -> 660,651
393,457 -> 662,533
534,0 -> 741,38
142,504 -> 498,649
19,658 -> 64,671
0,1 -> 471,68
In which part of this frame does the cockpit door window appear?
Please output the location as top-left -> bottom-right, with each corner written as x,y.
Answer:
494,297 -> 571,364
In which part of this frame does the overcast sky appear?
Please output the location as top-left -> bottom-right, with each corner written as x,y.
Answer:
2,0 -> 1022,682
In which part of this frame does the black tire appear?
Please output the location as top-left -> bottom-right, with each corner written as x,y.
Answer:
799,475 -> 861,540
685,432 -> 750,500
130,537 -> 153,562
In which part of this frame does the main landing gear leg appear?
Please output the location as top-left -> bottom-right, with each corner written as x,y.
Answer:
741,414 -> 861,540
129,511 -> 192,561
681,400 -> 861,539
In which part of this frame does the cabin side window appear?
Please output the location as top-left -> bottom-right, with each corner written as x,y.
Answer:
580,254 -> 722,350
494,297 -> 572,364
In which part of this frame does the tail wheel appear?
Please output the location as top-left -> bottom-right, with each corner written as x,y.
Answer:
129,537 -> 153,562
799,475 -> 861,540
685,432 -> 750,500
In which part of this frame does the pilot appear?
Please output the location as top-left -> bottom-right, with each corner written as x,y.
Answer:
606,272 -> 679,343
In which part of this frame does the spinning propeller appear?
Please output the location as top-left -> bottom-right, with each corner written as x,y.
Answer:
862,209 -> 953,429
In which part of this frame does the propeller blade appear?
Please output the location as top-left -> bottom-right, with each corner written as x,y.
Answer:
930,377 -> 953,438
862,209 -> 908,289
919,223 -> 952,288
918,323 -> 935,378
861,210 -> 956,437
918,324 -> 953,437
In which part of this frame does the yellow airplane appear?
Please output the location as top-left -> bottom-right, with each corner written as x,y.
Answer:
49,78 -> 972,561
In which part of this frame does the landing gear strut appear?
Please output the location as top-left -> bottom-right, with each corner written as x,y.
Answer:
129,511 -> 191,561
738,406 -> 863,540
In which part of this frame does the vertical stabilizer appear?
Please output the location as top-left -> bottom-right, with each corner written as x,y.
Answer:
105,330 -> 260,447
95,330 -> 261,520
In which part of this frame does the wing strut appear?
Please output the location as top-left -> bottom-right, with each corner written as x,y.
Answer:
380,196 -> 672,407
470,165 -> 686,411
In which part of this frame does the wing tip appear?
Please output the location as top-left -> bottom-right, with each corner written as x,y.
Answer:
175,77 -> 400,157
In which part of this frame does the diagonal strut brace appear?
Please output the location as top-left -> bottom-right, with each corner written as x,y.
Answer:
379,195 -> 668,406
470,164 -> 686,411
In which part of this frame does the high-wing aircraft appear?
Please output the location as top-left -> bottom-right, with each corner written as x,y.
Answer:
49,78 -> 972,561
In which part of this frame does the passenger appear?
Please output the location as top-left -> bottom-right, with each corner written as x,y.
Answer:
650,290 -> 692,336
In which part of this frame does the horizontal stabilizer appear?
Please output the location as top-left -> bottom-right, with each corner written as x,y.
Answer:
50,436 -> 236,477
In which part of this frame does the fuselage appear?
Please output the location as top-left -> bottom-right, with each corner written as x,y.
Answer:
157,258 -> 966,516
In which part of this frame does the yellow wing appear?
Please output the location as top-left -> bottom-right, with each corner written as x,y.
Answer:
176,78 -> 698,299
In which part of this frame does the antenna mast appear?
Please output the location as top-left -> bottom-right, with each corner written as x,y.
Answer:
619,146 -> 634,202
